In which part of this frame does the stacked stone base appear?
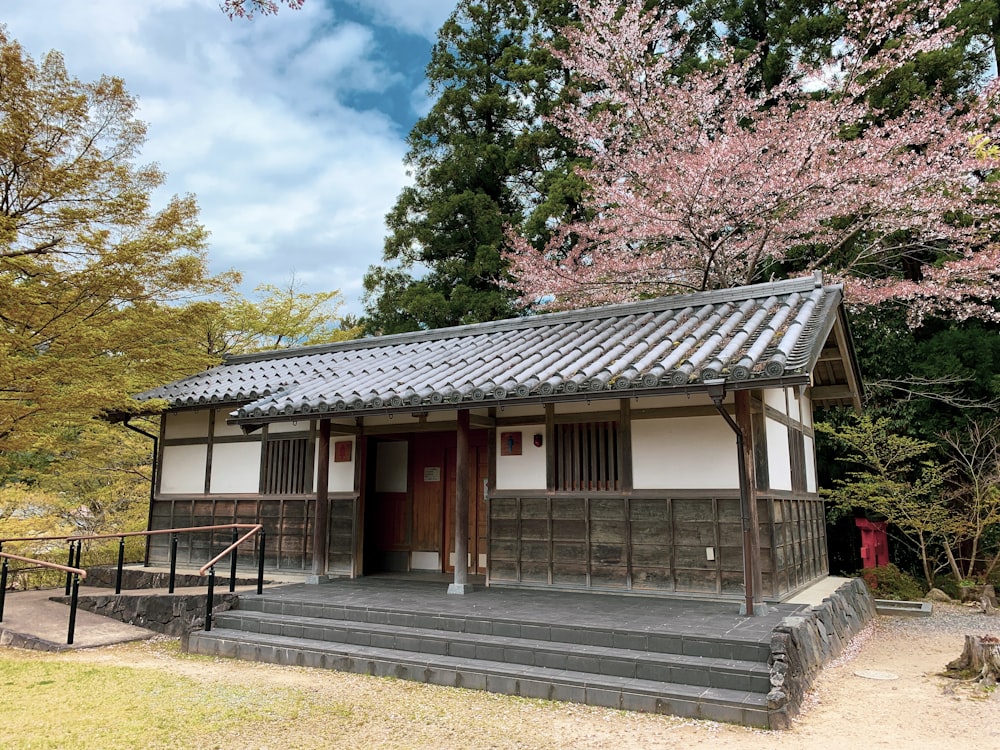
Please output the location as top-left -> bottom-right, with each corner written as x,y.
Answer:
767,577 -> 876,728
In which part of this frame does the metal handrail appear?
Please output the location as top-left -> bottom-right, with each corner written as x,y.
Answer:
1,523 -> 267,640
196,525 -> 265,632
0,552 -> 87,644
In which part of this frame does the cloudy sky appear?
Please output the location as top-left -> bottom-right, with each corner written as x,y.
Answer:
2,0 -> 457,316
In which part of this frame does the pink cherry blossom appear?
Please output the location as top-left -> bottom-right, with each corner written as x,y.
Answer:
505,0 -> 1000,325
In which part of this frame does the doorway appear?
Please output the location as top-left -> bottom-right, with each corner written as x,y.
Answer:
362,430 -> 487,575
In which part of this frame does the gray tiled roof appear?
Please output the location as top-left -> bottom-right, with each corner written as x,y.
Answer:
137,273 -> 858,421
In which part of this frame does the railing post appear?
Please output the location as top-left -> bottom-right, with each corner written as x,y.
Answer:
256,530 -> 266,596
67,573 -> 80,645
168,533 -> 178,594
65,541 -> 76,595
205,565 -> 215,632
229,527 -> 238,593
115,536 -> 126,594
0,557 -> 8,622
73,540 -> 82,573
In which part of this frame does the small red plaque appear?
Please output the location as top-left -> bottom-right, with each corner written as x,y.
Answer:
334,440 -> 353,462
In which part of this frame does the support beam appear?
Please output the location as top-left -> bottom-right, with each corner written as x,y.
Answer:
735,390 -> 764,611
706,381 -> 766,616
309,418 -> 331,583
449,409 -> 474,594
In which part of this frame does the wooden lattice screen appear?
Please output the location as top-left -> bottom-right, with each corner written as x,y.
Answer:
554,421 -> 620,492
263,437 -> 312,495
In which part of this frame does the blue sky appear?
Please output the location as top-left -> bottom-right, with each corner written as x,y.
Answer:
2,0 -> 457,316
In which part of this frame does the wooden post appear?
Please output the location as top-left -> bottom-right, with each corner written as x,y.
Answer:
449,409 -> 473,594
735,391 -> 763,610
310,418 -> 331,582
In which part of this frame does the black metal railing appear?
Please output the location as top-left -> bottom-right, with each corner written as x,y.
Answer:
0,551 -> 87,644
0,524 -> 266,643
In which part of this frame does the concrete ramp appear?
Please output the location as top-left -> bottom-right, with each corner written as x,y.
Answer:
0,588 -> 154,651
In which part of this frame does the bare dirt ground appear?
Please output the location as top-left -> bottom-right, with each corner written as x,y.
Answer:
54,604 -> 1000,749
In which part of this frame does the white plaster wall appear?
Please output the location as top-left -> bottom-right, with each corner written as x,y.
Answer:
496,427 -> 547,490
411,551 -> 440,570
766,417 -> 793,491
376,441 -> 408,492
495,405 -> 543,419
800,390 -> 813,428
632,417 -> 740,490
804,433 -> 817,493
210,443 -> 262,493
326,436 -> 356,493
786,387 -> 801,422
554,400 -> 619,414
212,410 -> 244,437
163,410 -> 210,440
630,393 -> 719,410
763,388 -> 787,415
268,420 -> 311,434
160,445 -> 207,494
366,414 -> 420,428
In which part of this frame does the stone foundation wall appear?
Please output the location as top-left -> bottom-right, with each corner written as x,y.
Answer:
57,591 -> 240,637
85,566 -> 261,590
768,577 -> 876,728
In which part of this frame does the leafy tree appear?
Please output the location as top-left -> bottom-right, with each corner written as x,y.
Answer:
363,0 -> 584,333
0,30 -> 238,556
188,280 -> 361,358
819,415 -> 950,586
0,29 -> 233,455
822,413 -> 1000,586
940,419 -> 1000,582
505,0 -> 1000,322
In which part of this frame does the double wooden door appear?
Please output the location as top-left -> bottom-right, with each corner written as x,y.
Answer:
369,430 -> 487,574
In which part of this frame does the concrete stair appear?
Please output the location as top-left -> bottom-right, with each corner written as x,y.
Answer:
187,594 -> 773,726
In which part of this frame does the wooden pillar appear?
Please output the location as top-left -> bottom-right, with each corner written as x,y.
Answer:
310,418 -> 331,582
735,391 -> 763,611
449,409 -> 473,594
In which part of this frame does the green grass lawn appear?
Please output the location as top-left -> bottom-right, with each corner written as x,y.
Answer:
0,644 -> 333,750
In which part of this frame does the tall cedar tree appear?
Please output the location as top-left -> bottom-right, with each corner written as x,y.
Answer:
363,0 -> 584,334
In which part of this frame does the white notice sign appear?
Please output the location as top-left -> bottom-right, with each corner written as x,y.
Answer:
424,467 -> 441,482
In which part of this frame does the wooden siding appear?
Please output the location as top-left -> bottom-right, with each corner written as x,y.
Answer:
489,492 -> 827,599
148,494 -> 360,572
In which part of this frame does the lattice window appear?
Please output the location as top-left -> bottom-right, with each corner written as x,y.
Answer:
554,421 -> 620,492
263,437 -> 313,494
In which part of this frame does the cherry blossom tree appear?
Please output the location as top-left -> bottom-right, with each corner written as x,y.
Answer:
505,0 -> 1000,324
221,0 -> 305,19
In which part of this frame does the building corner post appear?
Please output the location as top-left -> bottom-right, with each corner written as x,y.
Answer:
308,418 -> 332,584
706,382 -> 766,616
448,409 -> 474,595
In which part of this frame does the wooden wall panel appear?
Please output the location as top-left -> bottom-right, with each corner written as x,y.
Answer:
147,496 -> 315,572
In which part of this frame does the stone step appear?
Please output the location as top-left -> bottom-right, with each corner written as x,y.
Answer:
213,609 -> 770,693
187,628 -> 770,727
236,595 -> 772,662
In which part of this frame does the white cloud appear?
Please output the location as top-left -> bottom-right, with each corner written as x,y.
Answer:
345,0 -> 456,39
0,0 -> 450,316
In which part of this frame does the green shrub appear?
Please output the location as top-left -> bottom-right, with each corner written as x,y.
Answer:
933,573 -> 963,599
859,563 -> 926,600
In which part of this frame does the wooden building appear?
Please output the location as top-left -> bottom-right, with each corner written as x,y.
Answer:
131,273 -> 861,611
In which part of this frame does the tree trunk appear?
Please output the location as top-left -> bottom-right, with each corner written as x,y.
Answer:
946,635 -> 1000,686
